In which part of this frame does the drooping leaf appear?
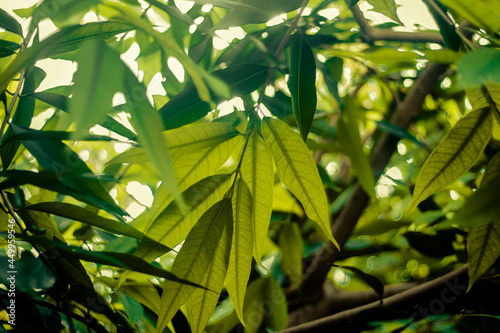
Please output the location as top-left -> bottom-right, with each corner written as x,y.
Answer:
439,0 -> 500,33
0,40 -> 20,58
107,122 -> 241,165
136,174 -> 233,262
335,265 -> 384,300
288,32 -> 317,141
240,132 -> 274,263
1,66 -> 36,168
226,178 -> 253,325
365,0 -> 403,25
279,222 -> 304,286
424,0 -> 461,51
407,107 -> 492,212
190,205 -> 232,333
25,236 -> 202,288
70,38 -> 123,137
159,64 -> 268,130
0,8 -> 23,35
25,202 -> 143,239
467,222 -> 500,291
337,118 -> 375,197
375,120 -> 425,147
10,124 -> 126,216
156,199 -> 233,333
262,117 -> 338,248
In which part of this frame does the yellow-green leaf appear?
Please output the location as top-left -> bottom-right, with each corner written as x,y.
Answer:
439,0 -> 500,33
226,178 -> 253,326
140,136 -> 242,232
262,117 -> 338,248
189,206 -> 232,333
240,132 -> 274,263
407,107 -> 492,212
288,32 -> 317,141
279,222 -> 304,286
156,199 -> 232,333
337,118 -> 375,197
135,174 -> 233,262
467,222 -> 500,291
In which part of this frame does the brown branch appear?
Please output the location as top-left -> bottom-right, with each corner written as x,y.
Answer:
350,5 -> 444,45
287,62 -> 448,304
282,264 -> 469,332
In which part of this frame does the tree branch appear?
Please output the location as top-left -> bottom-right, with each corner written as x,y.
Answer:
350,5 -> 444,45
282,264 -> 469,332
288,62 -> 448,303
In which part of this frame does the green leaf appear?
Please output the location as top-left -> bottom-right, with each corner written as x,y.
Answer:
425,0 -> 461,51
375,120 -> 425,147
456,49 -> 500,89
206,0 -> 303,30
279,222 -> 304,286
240,132 -> 274,264
226,178 -> 253,326
335,265 -> 384,300
25,202 -> 143,239
108,122 -> 241,165
0,40 -> 20,58
0,8 -> 23,35
262,117 -> 338,248
70,38 -> 123,137
156,199 -> 233,333
1,66 -> 36,169
365,0 -> 403,25
25,236 -> 201,288
337,118 -> 375,197
407,107 -> 492,212
288,32 -> 317,141
117,292 -> 144,325
10,124 -> 126,216
467,222 -> 500,291
189,205 -> 232,333
136,174 -> 233,262
137,136 -> 241,232
439,0 -> 500,33
159,64 -> 268,130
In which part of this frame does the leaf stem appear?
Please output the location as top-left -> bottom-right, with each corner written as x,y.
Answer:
0,71 -> 25,140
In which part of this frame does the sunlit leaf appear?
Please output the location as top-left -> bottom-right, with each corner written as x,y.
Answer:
365,0 -> 403,25
156,199 -> 232,333
262,118 -> 338,248
226,178 -> 253,325
136,174 -> 233,262
337,118 -> 375,197
70,38 -> 123,137
190,205 -> 232,333
0,8 -> 23,35
468,222 -> 500,291
407,107 -> 492,212
240,132 -> 274,263
288,32 -> 317,141
279,222 -> 304,286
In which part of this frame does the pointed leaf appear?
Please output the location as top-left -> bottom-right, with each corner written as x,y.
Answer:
407,107 -> 492,212
0,8 -> 23,35
262,117 -> 338,248
136,174 -> 233,262
366,0 -> 403,25
156,199 -> 233,333
226,178 -> 253,325
337,118 -> 375,197
467,222 -> 500,291
439,0 -> 500,33
288,32 -> 317,141
190,207 -> 232,333
335,265 -> 384,300
240,132 -> 274,263
70,38 -> 123,136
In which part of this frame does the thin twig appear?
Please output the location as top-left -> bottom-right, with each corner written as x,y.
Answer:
0,71 -> 25,139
